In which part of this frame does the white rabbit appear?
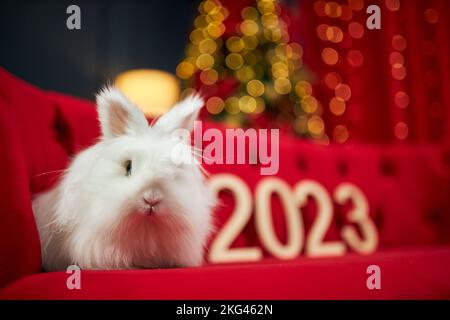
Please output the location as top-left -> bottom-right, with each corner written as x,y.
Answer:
32,87 -> 215,271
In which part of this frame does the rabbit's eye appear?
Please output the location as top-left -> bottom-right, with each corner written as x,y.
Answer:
124,160 -> 132,177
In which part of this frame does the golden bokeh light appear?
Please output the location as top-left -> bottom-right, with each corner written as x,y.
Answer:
424,8 -> 438,24
333,125 -> 349,143
196,53 -> 215,70
327,26 -> 344,43
301,96 -> 319,113
394,122 -> 409,140
198,38 -> 217,54
190,29 -> 205,45
389,52 -> 404,66
348,22 -> 364,39
392,35 -> 407,51
257,0 -> 277,14
225,53 -> 244,70
180,88 -> 197,99
317,24 -> 329,41
385,0 -> 400,11
348,0 -> 364,11
329,97 -> 346,115
176,61 -> 195,79
236,66 -> 255,83
254,97 -> 266,113
275,44 -> 288,58
239,95 -> 258,113
340,5 -> 353,21
241,6 -> 259,20
200,69 -> 219,85
185,44 -> 200,57
207,22 -> 225,38
240,20 -> 259,36
226,36 -> 244,52
295,81 -> 313,97
242,35 -> 259,50
294,115 -> 308,134
274,77 -> 292,95
209,10 -> 225,23
290,43 -> 304,59
324,72 -> 342,89
335,83 -> 352,101
325,2 -> 342,18
272,62 -> 289,78
200,0 -> 217,14
314,1 -> 327,17
225,96 -> 240,114
394,91 -> 409,109
206,96 -> 225,114
244,51 -> 258,66
307,115 -> 325,135
261,13 -> 278,28
247,79 -> 265,97
391,65 -> 406,80
194,15 -> 208,29
322,47 -> 339,65
347,50 -> 364,67
264,28 -> 283,42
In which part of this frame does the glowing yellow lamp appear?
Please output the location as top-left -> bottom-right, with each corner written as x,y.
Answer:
115,69 -> 180,117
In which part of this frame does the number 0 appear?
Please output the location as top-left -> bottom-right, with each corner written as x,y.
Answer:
255,177 -> 303,259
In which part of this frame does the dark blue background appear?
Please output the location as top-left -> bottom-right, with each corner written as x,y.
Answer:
0,0 -> 198,100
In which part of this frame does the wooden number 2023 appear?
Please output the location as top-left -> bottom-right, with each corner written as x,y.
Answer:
208,174 -> 379,263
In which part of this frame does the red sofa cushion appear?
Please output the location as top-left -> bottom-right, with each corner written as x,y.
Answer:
0,91 -> 41,288
1,246 -> 450,299
0,68 -> 99,287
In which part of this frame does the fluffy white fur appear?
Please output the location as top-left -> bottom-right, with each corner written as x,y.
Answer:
33,87 -> 215,271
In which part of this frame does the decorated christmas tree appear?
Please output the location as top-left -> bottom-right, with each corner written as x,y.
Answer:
176,0 -> 326,141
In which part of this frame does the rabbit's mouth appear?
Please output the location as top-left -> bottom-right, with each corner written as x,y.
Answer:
144,205 -> 157,216
142,197 -> 162,216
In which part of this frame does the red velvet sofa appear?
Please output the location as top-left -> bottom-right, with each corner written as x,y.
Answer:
1,67 -> 450,299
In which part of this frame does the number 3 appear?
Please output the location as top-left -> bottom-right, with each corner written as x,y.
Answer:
335,183 -> 378,254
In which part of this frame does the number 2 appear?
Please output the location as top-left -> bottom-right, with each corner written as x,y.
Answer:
208,174 -> 262,263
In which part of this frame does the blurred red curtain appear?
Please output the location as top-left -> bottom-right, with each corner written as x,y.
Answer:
222,0 -> 450,144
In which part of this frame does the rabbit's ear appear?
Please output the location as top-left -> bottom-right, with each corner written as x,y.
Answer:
96,86 -> 149,139
153,94 -> 203,133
